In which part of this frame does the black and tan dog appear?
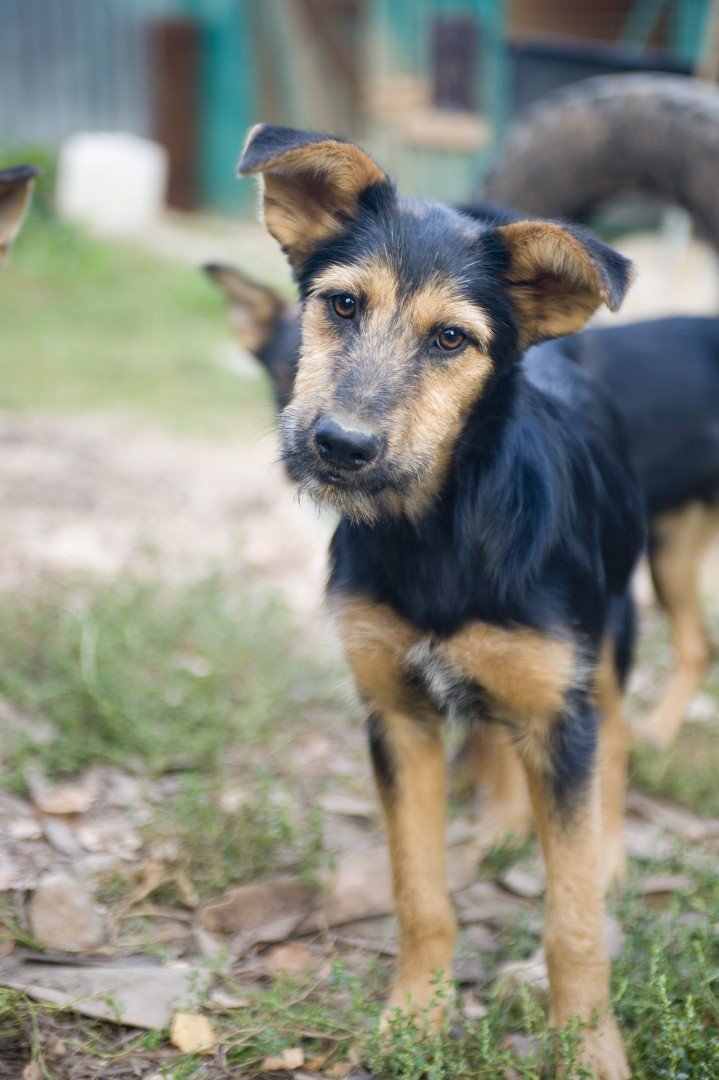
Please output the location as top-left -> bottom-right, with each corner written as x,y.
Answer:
0,165 -> 39,265
237,124 -> 643,1077
207,280 -> 719,753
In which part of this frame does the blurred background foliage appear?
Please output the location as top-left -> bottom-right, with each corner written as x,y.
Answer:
1,0 -> 715,213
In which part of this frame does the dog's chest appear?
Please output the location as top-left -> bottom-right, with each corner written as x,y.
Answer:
404,638 -> 496,724
334,595 -> 578,724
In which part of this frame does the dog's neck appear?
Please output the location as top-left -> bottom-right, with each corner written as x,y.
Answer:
329,365 -> 563,632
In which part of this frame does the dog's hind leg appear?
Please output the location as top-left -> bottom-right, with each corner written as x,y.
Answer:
594,646 -> 629,889
461,725 -> 533,848
518,712 -> 629,1079
638,503 -> 717,748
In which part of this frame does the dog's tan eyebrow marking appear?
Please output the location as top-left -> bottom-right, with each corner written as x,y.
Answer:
309,259 -> 399,308
406,284 -> 494,348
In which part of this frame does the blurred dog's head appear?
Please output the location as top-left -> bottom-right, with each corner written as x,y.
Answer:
203,263 -> 299,410
239,125 -> 632,524
0,165 -> 39,265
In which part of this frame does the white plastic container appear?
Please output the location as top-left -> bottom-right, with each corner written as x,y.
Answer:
56,132 -> 169,236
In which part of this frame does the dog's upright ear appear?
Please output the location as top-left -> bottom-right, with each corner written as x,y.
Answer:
0,165 -> 39,265
237,125 -> 390,271
203,262 -> 284,354
495,220 -> 634,349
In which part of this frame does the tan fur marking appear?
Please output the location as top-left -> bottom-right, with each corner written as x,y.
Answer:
498,220 -> 632,347
464,636 -> 629,889
380,709 -> 456,1018
467,725 -> 534,848
639,502 -> 719,748
525,764 -> 628,1077
308,259 -> 399,310
242,137 -> 386,268
435,623 -> 578,718
334,596 -> 421,711
593,641 -> 628,887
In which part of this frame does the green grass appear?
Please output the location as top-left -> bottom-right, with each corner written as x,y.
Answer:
0,213 -> 271,433
143,775 -> 326,896
0,569 -> 344,898
0,570 -> 345,784
631,724 -> 719,817
3,848 -> 718,1077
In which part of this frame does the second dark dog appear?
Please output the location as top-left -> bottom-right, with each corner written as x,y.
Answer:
0,165 -> 39,265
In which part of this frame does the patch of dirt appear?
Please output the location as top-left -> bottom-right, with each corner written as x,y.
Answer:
0,411 -> 331,626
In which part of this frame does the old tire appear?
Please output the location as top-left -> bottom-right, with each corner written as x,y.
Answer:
481,74 -> 719,247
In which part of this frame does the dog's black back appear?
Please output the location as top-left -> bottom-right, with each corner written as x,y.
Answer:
531,317 -> 719,517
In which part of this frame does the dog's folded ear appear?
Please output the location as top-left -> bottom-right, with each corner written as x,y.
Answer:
203,262 -> 285,354
203,262 -> 283,321
0,164 -> 40,265
237,124 -> 390,272
495,220 -> 634,348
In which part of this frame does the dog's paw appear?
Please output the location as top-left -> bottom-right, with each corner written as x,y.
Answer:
574,1014 -> 630,1080
379,976 -> 455,1035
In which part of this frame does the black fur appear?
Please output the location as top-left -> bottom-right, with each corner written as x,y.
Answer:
531,317 -> 719,517
256,312 -> 301,412
366,712 -> 395,794
237,124 -> 351,175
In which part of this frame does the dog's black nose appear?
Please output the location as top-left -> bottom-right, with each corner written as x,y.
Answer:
314,418 -> 380,472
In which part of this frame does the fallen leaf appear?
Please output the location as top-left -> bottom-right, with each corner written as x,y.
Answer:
264,942 -> 315,978
499,866 -> 544,899
22,1064 -> 43,1080
40,817 -> 84,857
461,989 -> 488,1020
624,818 -> 674,862
641,872 -> 694,908
626,792 -> 719,841
211,988 -> 250,1010
641,873 -> 692,896
170,1011 -> 216,1054
496,947 -> 548,1000
200,874 -> 318,938
194,926 -> 226,961
202,831 -> 483,954
29,873 -> 105,952
320,794 -> 375,820
454,880 -> 533,928
7,819 -> 42,841
25,766 -> 95,816
262,1046 -> 305,1071
42,1035 -> 67,1058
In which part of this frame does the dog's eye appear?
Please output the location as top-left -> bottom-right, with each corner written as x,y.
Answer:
435,327 -> 466,352
331,293 -> 357,320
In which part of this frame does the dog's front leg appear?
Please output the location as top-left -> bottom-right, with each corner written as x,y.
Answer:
334,598 -> 456,1024
367,710 -> 456,1023
518,717 -> 630,1080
